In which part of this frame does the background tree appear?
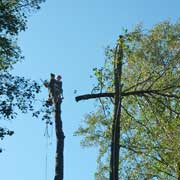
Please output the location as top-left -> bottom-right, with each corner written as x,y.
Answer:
75,20 -> 180,179
0,0 -> 45,150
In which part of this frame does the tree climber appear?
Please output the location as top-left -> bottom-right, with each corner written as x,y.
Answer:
43,73 -> 56,105
49,73 -> 56,97
54,75 -> 63,103
44,73 -> 63,105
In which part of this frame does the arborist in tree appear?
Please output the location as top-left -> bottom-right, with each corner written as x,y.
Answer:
54,75 -> 63,103
49,73 -> 57,102
43,73 -> 56,105
44,73 -> 63,105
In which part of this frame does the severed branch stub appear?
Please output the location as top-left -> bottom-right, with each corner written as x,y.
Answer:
75,92 -> 114,102
75,89 -> 180,103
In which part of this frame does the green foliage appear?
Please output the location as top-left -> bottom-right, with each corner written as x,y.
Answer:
75,20 -> 180,179
0,0 -> 45,69
32,99 -> 55,126
0,72 -> 41,118
0,0 -> 45,151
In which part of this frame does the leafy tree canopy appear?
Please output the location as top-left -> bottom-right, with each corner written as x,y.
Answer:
0,0 -> 45,69
0,0 -> 45,150
75,20 -> 180,180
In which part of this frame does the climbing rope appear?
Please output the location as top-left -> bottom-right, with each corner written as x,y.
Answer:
44,122 -> 53,180
44,123 -> 49,180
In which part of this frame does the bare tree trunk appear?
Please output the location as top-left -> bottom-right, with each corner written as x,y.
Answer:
54,100 -> 65,180
178,162 -> 180,180
110,37 -> 123,180
75,36 -> 123,180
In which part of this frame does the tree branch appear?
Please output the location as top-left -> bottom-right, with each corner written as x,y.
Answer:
75,93 -> 114,102
75,88 -> 180,102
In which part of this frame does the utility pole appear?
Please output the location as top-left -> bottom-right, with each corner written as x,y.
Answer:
44,74 -> 65,180
75,36 -> 123,180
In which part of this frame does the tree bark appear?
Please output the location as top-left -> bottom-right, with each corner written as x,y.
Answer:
75,93 -> 114,102
75,36 -> 123,180
110,38 -> 123,180
75,90 -> 177,102
177,162 -> 180,180
54,100 -> 65,180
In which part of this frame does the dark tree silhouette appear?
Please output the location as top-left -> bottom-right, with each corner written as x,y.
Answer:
0,0 -> 46,149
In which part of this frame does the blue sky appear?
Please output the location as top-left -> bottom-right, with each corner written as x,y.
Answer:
0,0 -> 180,180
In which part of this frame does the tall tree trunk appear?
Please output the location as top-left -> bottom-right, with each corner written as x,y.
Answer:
75,37 -> 123,180
178,162 -> 180,180
110,37 -> 123,180
54,100 -> 65,180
